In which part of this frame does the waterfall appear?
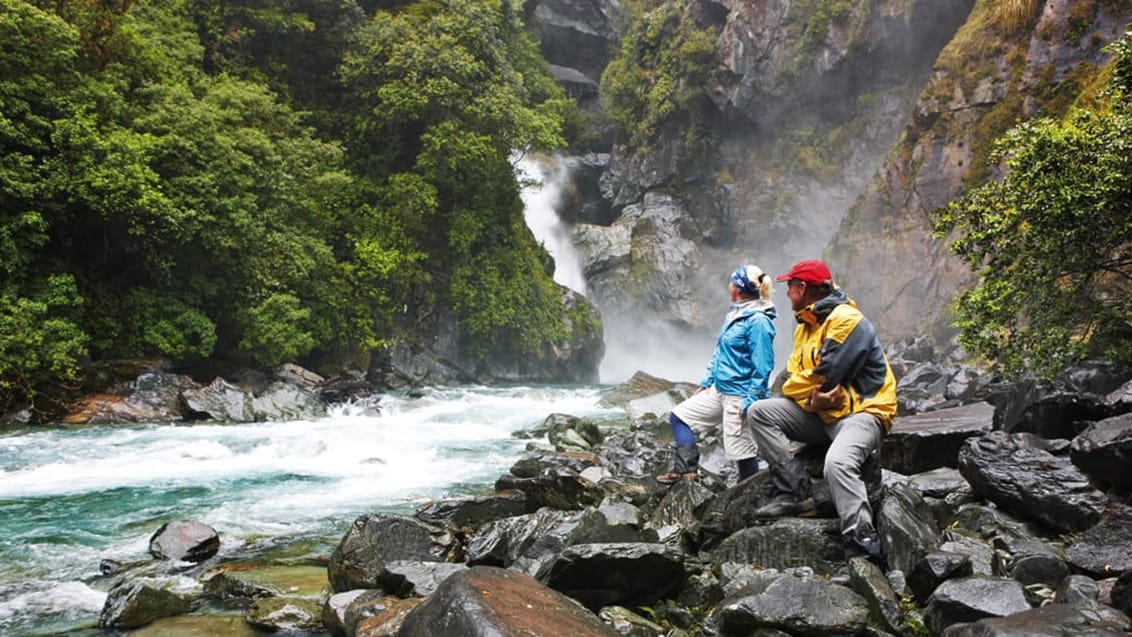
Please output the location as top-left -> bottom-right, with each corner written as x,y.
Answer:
517,155 -> 587,295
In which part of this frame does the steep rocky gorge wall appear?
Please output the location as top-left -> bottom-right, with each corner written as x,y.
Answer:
537,0 -> 1130,380
831,0 -> 1131,346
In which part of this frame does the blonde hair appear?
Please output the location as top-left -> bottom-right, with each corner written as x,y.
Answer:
750,265 -> 772,300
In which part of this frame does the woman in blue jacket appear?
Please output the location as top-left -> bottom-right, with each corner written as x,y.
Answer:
657,265 -> 777,483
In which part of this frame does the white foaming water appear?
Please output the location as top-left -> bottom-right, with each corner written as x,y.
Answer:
0,384 -> 621,635
517,155 -> 588,295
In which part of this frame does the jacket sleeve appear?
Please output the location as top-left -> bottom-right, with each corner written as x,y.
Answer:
780,323 -> 820,408
740,314 -> 774,413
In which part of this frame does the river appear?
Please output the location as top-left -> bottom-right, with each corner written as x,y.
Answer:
0,385 -> 625,635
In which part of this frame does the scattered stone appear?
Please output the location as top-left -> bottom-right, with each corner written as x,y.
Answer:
148,520 -> 220,563
882,402 -> 994,474
99,576 -> 198,629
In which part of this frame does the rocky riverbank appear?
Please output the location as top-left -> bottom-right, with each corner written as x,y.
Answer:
60,346 -> 1132,635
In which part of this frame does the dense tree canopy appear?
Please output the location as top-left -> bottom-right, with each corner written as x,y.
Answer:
933,31 -> 1132,377
0,0 -> 585,413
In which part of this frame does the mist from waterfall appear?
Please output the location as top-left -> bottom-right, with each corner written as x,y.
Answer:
517,156 -> 587,295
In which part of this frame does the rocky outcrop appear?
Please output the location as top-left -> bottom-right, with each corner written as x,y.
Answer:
831,1 -> 1132,346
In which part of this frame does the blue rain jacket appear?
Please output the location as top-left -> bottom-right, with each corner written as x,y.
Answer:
700,300 -> 777,413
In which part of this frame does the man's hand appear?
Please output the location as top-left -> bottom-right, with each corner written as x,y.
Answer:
810,385 -> 843,412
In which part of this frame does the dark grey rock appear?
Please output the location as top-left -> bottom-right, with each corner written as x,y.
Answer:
924,576 -> 1031,636
1064,515 -> 1132,578
710,518 -> 845,577
876,481 -> 942,577
495,468 -> 605,510
717,572 -> 869,636
415,490 -> 533,529
848,557 -> 905,635
327,514 -> 460,592
958,431 -> 1107,533
882,402 -> 994,474
1054,574 -> 1100,606
377,560 -> 468,597
180,378 -> 256,422
540,542 -> 684,611
908,551 -> 973,602
98,576 -> 198,629
1070,412 -> 1132,490
939,600 -> 1130,636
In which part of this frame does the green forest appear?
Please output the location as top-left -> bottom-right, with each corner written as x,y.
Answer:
5,0 -> 1132,415
1,0 -> 591,412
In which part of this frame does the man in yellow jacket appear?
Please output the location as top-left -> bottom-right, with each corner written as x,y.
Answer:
746,259 -> 897,566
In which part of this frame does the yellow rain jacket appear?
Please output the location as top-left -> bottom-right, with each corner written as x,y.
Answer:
780,288 -> 898,430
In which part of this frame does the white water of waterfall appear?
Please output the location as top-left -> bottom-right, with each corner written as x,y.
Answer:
517,156 -> 588,295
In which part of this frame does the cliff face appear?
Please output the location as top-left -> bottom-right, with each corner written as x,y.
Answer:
830,0 -> 1130,346
540,0 -> 1130,376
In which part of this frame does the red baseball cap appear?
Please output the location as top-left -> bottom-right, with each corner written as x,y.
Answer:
774,259 -> 833,285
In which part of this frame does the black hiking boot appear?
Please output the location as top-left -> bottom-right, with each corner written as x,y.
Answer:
753,457 -> 814,518
843,525 -> 886,570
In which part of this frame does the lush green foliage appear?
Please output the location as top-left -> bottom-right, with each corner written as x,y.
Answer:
933,32 -> 1132,377
1,0 -> 578,410
340,0 -> 574,357
599,0 -> 716,148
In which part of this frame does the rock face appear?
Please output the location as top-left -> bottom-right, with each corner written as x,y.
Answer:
564,0 -> 979,368
550,0 -> 1132,366
830,0 -> 1131,345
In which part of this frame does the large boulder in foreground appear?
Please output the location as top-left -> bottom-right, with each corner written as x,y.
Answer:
397,565 -> 619,636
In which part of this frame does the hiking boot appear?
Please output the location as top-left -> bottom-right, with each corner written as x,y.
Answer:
657,443 -> 699,485
753,492 -> 816,518
844,526 -> 886,570
656,471 -> 697,484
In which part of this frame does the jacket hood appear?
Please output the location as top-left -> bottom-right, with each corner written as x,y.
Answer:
798,287 -> 853,325
729,298 -> 777,325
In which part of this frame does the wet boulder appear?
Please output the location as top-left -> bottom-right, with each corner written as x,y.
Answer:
715,571 -> 869,636
1070,412 -> 1132,491
958,432 -> 1107,533
148,520 -> 220,563
354,597 -> 425,637
710,518 -> 845,577
881,402 -> 994,474
64,371 -> 198,424
495,467 -> 605,510
465,508 -> 577,568
939,600 -> 1130,636
180,377 -> 257,422
99,576 -> 199,629
322,589 -> 383,637
1064,515 -> 1132,578
509,451 -> 601,477
377,561 -> 468,597
924,576 -> 1031,635
245,596 -> 321,632
848,557 -> 905,635
908,551 -> 973,602
415,490 -> 533,530
250,380 -> 327,421
876,481 -> 942,578
1112,570 -> 1132,616
539,542 -> 685,611
328,514 -> 460,592
645,478 -> 715,540
397,566 -> 619,636
986,361 -> 1128,439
